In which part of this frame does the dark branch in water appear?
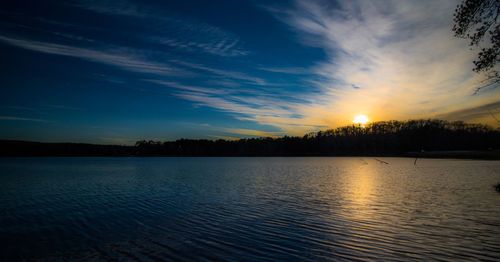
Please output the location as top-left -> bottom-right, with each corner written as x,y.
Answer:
495,183 -> 500,193
374,158 -> 390,164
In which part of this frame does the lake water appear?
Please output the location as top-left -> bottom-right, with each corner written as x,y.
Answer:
0,157 -> 499,261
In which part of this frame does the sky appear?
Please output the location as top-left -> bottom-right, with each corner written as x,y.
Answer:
0,0 -> 499,144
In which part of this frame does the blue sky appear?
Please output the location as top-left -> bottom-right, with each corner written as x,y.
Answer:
1,0 -> 499,144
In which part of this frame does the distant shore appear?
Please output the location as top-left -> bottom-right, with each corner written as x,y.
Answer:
1,140 -> 499,160
2,120 -> 498,158
403,150 -> 500,160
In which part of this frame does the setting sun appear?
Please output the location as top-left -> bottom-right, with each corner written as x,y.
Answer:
353,114 -> 369,125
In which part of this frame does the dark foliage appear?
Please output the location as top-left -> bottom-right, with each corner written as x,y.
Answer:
0,140 -> 134,157
2,119 -> 496,157
453,0 -> 500,92
133,120 -> 499,156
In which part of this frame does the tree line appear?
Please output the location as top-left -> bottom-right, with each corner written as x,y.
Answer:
134,120 -> 499,157
1,119 -> 498,157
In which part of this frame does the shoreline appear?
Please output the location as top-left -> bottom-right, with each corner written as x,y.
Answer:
403,150 -> 500,160
1,140 -> 499,160
1,153 -> 499,160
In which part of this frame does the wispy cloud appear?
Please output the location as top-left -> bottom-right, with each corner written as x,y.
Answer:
223,128 -> 283,138
185,123 -> 284,139
1,21 -> 96,43
42,104 -> 83,111
258,66 -> 310,74
172,88 -> 327,135
1,106 -> 38,111
0,116 -> 49,122
205,79 -> 241,88
4,0 -> 498,140
173,60 -> 266,86
436,101 -> 500,126
73,0 -> 148,17
2,104 -> 82,112
146,80 -> 230,95
153,37 -> 248,57
0,35 -> 190,77
97,136 -> 140,145
74,0 -> 248,57
262,0 -> 500,128
173,0 -> 500,133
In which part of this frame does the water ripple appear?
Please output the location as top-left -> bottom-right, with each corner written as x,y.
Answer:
0,157 -> 499,261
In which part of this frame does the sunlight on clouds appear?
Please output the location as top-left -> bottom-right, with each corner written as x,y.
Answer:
274,0 -> 500,129
223,128 -> 283,138
2,0 -> 499,139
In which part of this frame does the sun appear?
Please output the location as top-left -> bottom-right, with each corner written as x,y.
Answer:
353,114 -> 369,125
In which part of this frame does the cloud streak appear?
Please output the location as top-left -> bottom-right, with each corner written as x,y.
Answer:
173,60 -> 267,86
264,0 -> 500,128
258,66 -> 310,74
146,80 -> 230,95
153,37 -> 248,57
75,0 -> 248,57
222,128 -> 283,138
3,0 -> 499,142
437,101 -> 500,125
176,0 -> 500,133
0,116 -> 49,122
0,35 -> 189,77
73,0 -> 151,17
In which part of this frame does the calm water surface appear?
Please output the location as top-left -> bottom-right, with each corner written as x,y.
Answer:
0,157 -> 499,261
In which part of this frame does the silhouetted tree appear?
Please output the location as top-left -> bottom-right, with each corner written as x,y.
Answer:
129,120 -> 499,157
453,0 -> 500,92
1,120 -> 499,157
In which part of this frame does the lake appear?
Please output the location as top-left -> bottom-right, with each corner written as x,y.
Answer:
0,157 -> 499,261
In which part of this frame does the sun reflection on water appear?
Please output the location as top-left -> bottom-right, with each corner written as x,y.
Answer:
340,161 -> 380,222
349,164 -> 375,205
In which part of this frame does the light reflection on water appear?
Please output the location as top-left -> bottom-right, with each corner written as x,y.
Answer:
0,157 -> 499,261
